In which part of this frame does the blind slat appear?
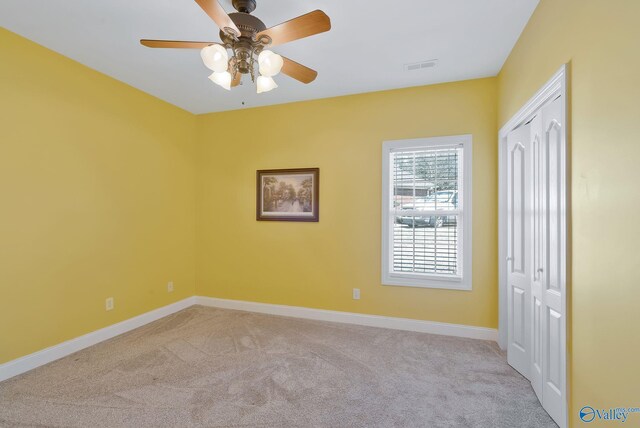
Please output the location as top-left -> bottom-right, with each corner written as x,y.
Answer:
391,146 -> 462,276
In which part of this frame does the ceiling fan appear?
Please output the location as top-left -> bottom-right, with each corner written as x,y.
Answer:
141,0 -> 331,93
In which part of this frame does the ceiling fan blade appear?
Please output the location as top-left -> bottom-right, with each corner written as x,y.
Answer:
194,0 -> 240,36
257,10 -> 330,47
280,56 -> 318,84
140,39 -> 219,49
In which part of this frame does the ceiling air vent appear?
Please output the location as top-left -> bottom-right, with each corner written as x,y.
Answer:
404,59 -> 438,72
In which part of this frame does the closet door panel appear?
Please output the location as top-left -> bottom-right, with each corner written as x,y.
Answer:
506,124 -> 532,379
529,114 -> 544,401
540,95 -> 566,426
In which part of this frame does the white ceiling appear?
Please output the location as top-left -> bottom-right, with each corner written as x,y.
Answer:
0,0 -> 538,114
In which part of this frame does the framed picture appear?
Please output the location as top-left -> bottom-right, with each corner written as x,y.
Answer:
256,168 -> 319,222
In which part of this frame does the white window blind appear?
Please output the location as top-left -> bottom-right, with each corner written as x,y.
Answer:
382,136 -> 472,290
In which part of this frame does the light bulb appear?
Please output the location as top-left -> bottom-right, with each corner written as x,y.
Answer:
209,71 -> 232,90
201,44 -> 229,72
257,75 -> 278,94
258,50 -> 283,77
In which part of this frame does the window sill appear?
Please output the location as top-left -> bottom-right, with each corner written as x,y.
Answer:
382,273 -> 472,291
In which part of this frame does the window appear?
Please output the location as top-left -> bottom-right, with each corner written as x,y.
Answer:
382,135 -> 472,290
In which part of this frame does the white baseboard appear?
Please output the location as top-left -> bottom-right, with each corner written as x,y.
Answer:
196,296 -> 498,342
0,297 -> 196,383
1,295 -> 497,383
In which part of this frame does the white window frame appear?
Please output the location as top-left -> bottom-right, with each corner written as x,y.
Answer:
381,135 -> 472,290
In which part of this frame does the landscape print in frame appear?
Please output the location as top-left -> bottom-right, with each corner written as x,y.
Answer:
256,168 -> 319,222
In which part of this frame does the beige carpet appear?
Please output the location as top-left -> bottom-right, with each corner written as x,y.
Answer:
0,306 -> 556,427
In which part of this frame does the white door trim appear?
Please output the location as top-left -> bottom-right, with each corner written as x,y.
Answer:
498,64 -> 569,428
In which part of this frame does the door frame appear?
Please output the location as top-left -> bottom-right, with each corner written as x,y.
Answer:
497,64 -> 569,428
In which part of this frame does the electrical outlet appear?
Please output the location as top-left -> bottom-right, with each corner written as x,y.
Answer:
353,288 -> 360,300
105,297 -> 114,311
167,281 -> 174,292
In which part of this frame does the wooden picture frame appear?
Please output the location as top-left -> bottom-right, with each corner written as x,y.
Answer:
256,168 -> 319,222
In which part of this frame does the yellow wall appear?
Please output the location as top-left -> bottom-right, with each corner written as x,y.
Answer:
196,78 -> 499,328
4,2 -> 639,423
498,0 -> 640,424
0,29 -> 197,364
1,29 -> 499,365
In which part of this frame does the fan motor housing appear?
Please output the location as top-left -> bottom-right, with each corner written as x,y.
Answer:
220,13 -> 268,75
232,0 -> 256,13
220,12 -> 266,42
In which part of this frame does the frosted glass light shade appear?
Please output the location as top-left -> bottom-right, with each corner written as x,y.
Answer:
208,71 -> 232,90
258,50 -> 283,77
201,44 -> 229,72
257,75 -> 278,94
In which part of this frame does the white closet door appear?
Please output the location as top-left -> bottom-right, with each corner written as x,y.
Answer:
506,124 -> 531,378
529,114 -> 544,402
539,95 -> 566,426
503,73 -> 567,427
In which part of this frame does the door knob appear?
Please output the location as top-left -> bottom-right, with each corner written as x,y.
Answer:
537,268 -> 544,273
506,257 -> 513,261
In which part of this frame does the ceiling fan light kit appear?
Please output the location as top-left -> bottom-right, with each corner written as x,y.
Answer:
201,44 -> 229,72
208,70 -> 232,90
257,50 -> 283,77
256,75 -> 278,94
141,0 -> 331,94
